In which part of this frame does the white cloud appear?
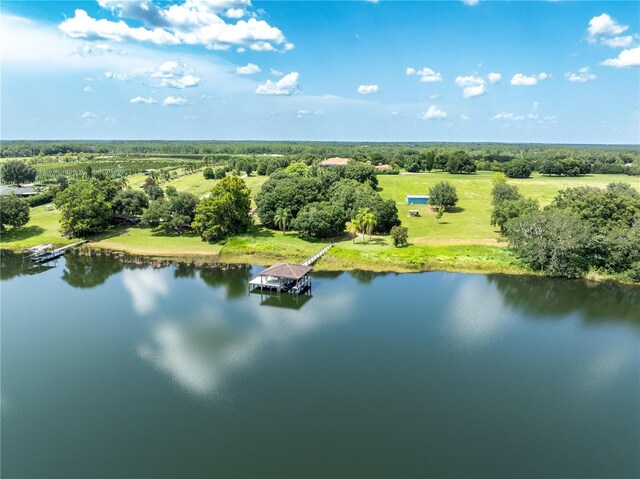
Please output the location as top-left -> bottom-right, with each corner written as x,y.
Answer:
460,114 -> 470,121
81,111 -> 98,120
510,72 -> 549,86
296,109 -> 309,118
407,66 -> 442,82
130,96 -> 158,104
565,67 -> 596,82
492,112 -> 524,121
455,75 -> 487,98
419,105 -> 447,120
59,0 -> 293,52
151,61 -> 201,88
83,86 -> 93,92
601,47 -> 640,68
488,72 -> 502,84
74,42 -> 123,56
600,35 -> 634,48
527,101 -> 540,120
236,62 -> 261,74
224,8 -> 245,19
163,96 -> 188,106
104,71 -> 128,81
462,0 -> 479,5
463,85 -> 487,98
270,68 -> 283,76
429,94 -> 439,100
255,71 -> 300,95
357,84 -> 380,95
587,13 -> 628,43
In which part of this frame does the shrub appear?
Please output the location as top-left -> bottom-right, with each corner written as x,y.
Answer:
390,226 -> 409,247
203,167 -> 215,179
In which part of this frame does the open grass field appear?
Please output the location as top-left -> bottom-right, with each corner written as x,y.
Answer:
165,173 -> 267,199
1,171 -> 637,274
378,171 -> 639,245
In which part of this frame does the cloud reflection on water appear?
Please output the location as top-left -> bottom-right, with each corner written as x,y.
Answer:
137,281 -> 355,397
122,268 -> 169,315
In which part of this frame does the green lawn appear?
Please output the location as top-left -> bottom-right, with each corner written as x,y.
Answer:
165,173 -> 267,198
378,171 -> 639,245
0,205 -> 76,250
90,226 -> 224,257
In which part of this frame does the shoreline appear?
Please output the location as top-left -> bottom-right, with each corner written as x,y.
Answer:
62,242 -> 636,287
2,230 -> 637,285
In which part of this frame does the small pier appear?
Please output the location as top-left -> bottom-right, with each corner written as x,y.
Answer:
25,240 -> 88,264
249,244 -> 333,295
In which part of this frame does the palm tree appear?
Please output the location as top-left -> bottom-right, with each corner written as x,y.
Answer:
274,208 -> 291,235
355,208 -> 369,242
346,220 -> 359,243
363,211 -> 377,241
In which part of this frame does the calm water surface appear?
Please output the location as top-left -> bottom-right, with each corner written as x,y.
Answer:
1,252 -> 639,478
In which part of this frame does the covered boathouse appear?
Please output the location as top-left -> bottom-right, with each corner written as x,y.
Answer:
249,263 -> 312,294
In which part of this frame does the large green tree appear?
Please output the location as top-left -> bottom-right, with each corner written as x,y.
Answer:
255,172 -> 325,227
54,180 -> 113,237
1,160 -> 37,186
113,189 -> 149,217
292,202 -> 344,239
505,210 -> 591,278
192,176 -> 252,241
0,195 -> 30,231
429,181 -> 459,210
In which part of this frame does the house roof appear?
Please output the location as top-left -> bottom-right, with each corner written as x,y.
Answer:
319,157 -> 351,167
259,263 -> 312,279
375,164 -> 392,170
0,185 -> 37,196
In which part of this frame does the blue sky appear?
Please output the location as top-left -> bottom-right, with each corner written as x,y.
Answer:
1,0 -> 639,143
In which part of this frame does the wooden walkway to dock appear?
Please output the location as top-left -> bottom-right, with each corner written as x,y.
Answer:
303,243 -> 333,267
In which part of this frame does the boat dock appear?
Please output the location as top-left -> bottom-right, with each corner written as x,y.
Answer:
25,240 -> 88,264
249,244 -> 333,295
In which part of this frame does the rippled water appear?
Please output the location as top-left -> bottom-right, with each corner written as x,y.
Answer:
1,251 -> 639,478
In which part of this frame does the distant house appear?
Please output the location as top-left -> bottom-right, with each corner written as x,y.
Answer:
375,164 -> 392,171
319,157 -> 351,167
406,195 -> 430,205
0,185 -> 38,197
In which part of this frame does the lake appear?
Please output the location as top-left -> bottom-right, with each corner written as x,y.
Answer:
1,251 -> 639,478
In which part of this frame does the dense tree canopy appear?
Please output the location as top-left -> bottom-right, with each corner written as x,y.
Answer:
1,160 -> 37,185
192,176 -> 252,241
54,179 -> 113,237
505,210 -> 592,278
113,189 -> 149,217
502,159 -> 533,179
445,151 -> 476,174
292,201 -> 345,239
0,195 -> 30,231
255,172 -> 325,227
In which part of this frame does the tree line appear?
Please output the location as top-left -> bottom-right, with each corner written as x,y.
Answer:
490,173 -> 640,282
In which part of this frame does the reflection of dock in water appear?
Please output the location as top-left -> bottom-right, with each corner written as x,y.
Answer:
248,244 -> 332,296
251,289 -> 313,310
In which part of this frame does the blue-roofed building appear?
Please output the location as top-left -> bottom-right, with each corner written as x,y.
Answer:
406,195 -> 430,205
